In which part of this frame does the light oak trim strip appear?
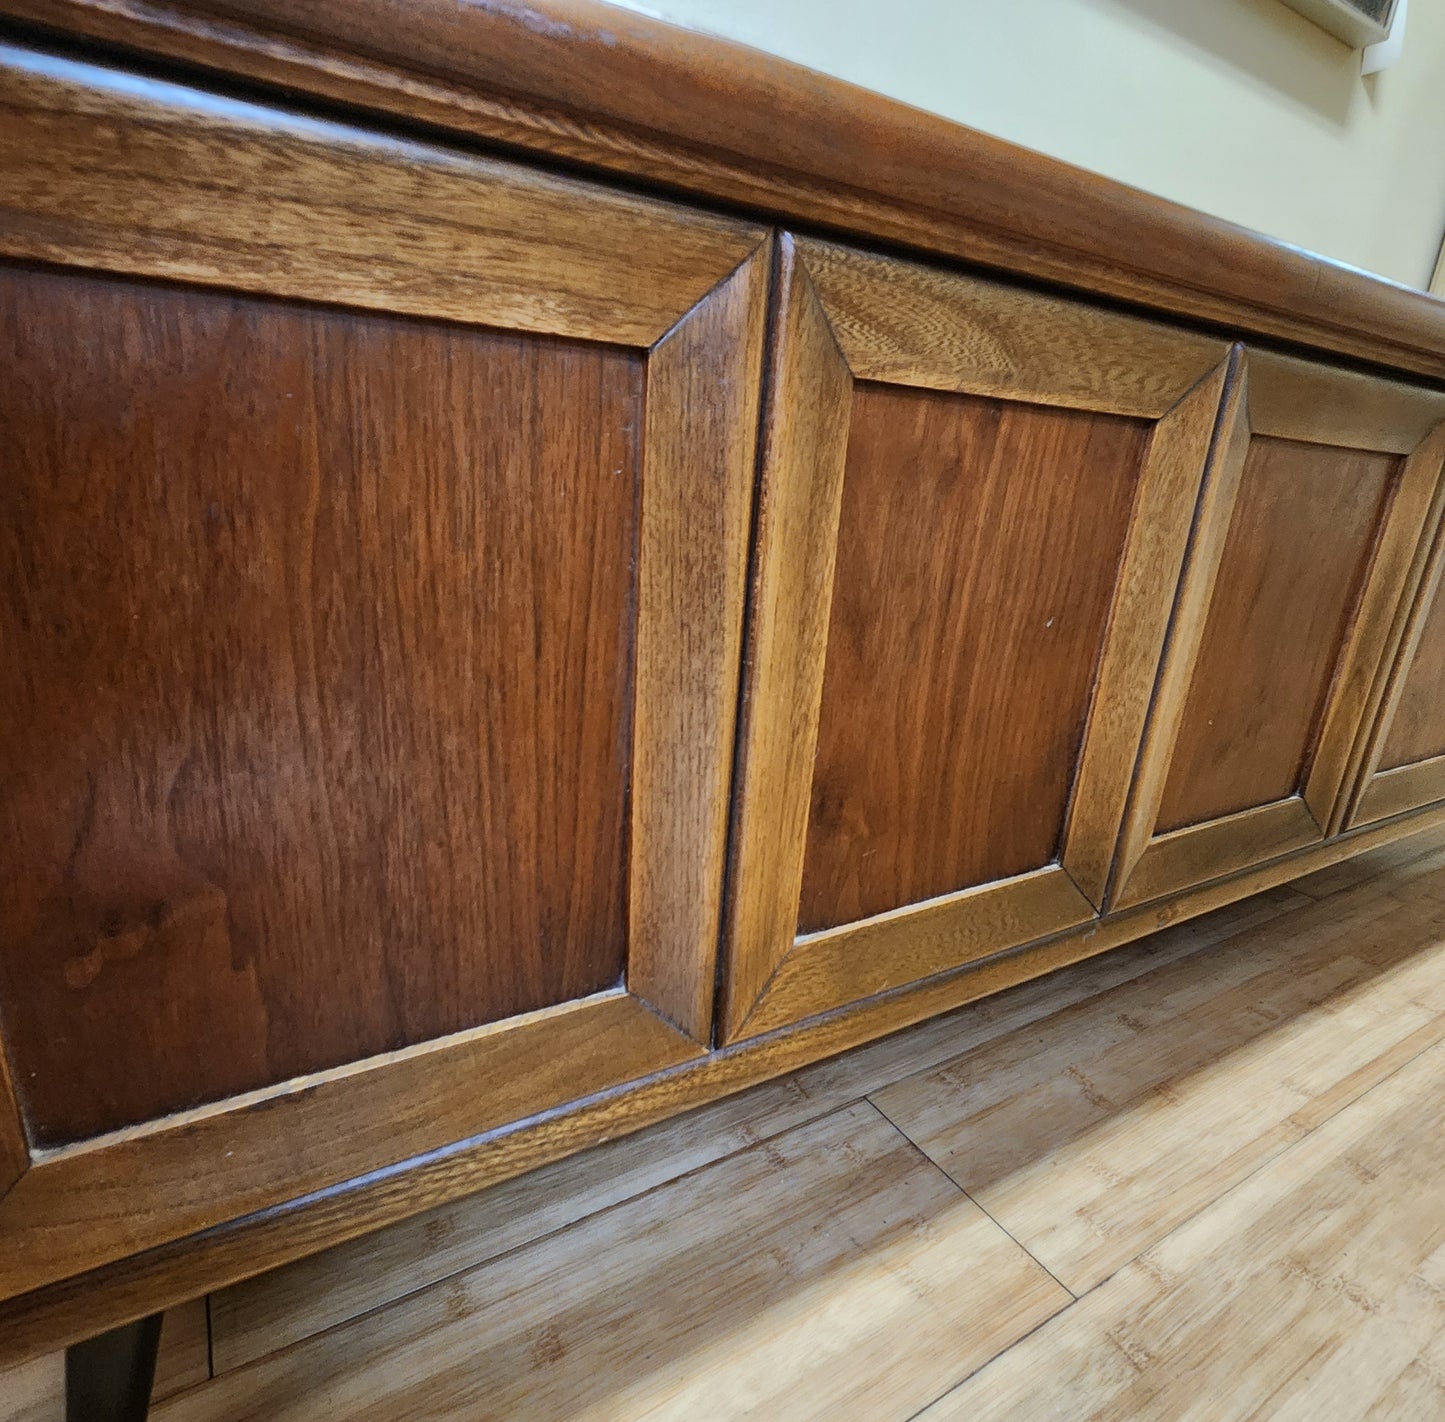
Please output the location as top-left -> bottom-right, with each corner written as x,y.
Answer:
1062,358 -> 1235,906
1344,457 -> 1445,829
736,867 -> 1097,1039
0,991 -> 701,1301
8,798 -> 1444,1371
719,236 -> 853,1043
630,243 -> 770,1040
1309,420 -> 1445,831
1109,354 -> 1252,903
1355,753 -> 1445,827
0,42 -> 763,346
1247,348 -> 1445,454
795,237 -> 1225,419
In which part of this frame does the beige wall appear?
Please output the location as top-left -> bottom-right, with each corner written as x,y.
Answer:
609,0 -> 1445,290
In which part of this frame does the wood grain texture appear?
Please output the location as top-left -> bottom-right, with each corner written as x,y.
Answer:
0,993 -> 699,1302
0,1048 -> 24,1202
8,1 -> 1445,380
1108,360 -> 1251,903
207,884 -> 1309,1372
0,1353 -> 61,1422
919,1034 -> 1445,1419
0,266 -> 640,1142
799,385 -> 1145,931
875,854 -> 1445,1298
1247,347 -> 1445,454
1307,420 -> 1445,830
744,869 -> 1097,1039
719,237 -> 853,1042
152,1104 -> 1067,1422
1062,360 -> 1234,906
795,238 -> 1224,418
0,42 -> 763,346
629,244 -> 768,1040
1356,754 -> 1445,826
5,803 -> 1445,1368
1113,797 -> 1323,913
1381,580 -> 1445,770
1156,436 -> 1398,833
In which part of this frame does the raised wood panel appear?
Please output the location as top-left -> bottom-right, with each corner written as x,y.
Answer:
0,35 -> 764,1308
1380,578 -> 1445,770
1112,353 -> 1445,910
799,385 -> 1146,932
0,267 -> 639,1143
722,235 -> 1230,1041
1157,437 -> 1399,832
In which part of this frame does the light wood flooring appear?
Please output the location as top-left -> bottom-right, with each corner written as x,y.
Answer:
10,825 -> 1445,1419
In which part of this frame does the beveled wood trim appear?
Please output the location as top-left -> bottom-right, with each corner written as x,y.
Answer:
630,244 -> 771,1040
718,236 -> 852,1043
794,237 -> 1224,418
0,991 -> 701,1301
1062,357 -> 1237,906
7,1 -> 1445,380
1109,359 -> 1253,901
0,1047 -> 26,1202
1111,797 -> 1322,913
1248,350 -> 1445,455
1355,754 -> 1445,826
1308,421 -> 1445,831
735,867 -> 1097,1039
7,797 -> 1445,1371
0,40 -> 764,346
1342,460 -> 1445,829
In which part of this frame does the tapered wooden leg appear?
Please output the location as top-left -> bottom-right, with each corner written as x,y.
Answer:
66,1314 -> 163,1422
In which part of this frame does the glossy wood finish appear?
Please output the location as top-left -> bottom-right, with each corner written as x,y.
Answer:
1157,437 -> 1397,831
0,38 -> 766,1304
799,388 -> 1145,932
724,234 -> 1229,1041
1111,351 -> 1445,910
1380,576 -> 1445,769
9,0 -> 1445,381
1,268 -> 639,1143
1343,439 -> 1445,829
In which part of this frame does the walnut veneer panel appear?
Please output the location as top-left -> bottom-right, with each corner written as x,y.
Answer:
1157,437 -> 1398,833
0,266 -> 640,1143
799,386 -> 1145,932
1380,579 -> 1445,771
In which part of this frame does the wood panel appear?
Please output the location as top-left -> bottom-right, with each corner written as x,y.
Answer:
1379,578 -> 1445,770
1112,354 -> 1445,910
0,267 -> 639,1143
0,34 -> 766,1319
799,387 -> 1146,932
12,1 -> 1445,380
1157,437 -> 1398,832
724,234 -> 1229,1040
152,1105 -> 1067,1422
